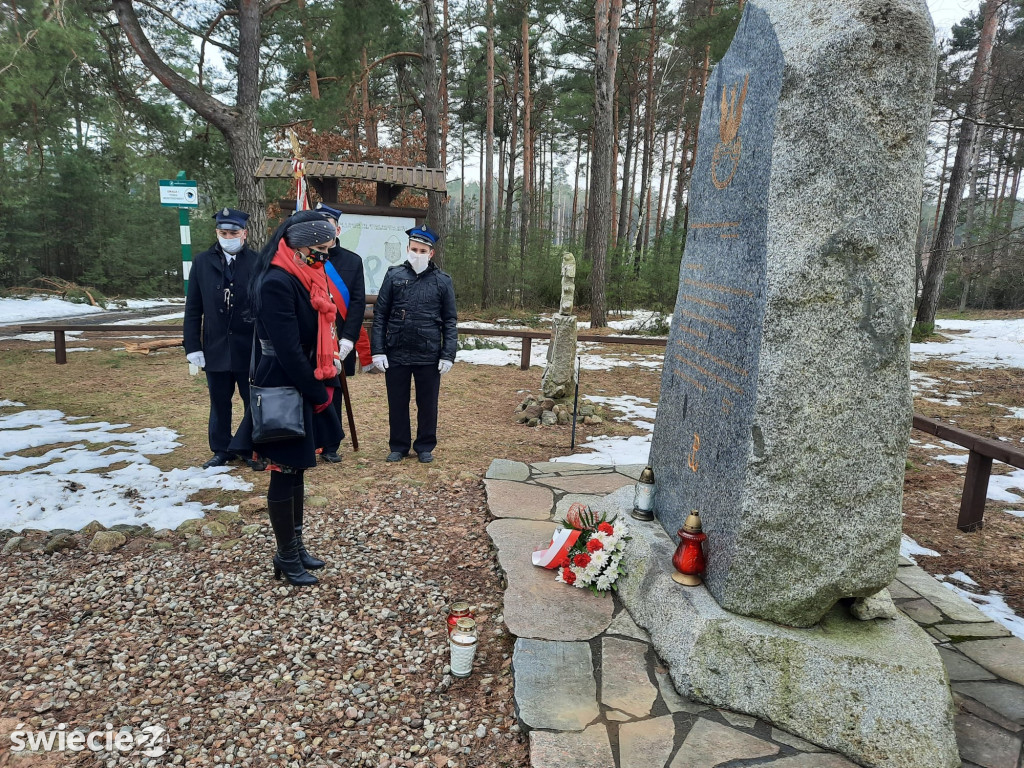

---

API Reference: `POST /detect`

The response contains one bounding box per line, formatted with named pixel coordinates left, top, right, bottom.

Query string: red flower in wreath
left=598, top=522, right=614, bottom=535
left=573, top=552, right=591, bottom=568
left=587, top=539, right=604, bottom=553
left=561, top=566, right=576, bottom=585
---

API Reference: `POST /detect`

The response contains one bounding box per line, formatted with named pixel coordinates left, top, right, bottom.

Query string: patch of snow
left=121, top=311, right=184, bottom=324
left=37, top=347, right=94, bottom=353
left=939, top=581, right=1024, bottom=640
left=943, top=571, right=979, bottom=587
left=900, top=534, right=940, bottom=563
left=911, top=318, right=1024, bottom=369
left=584, top=394, right=657, bottom=431
left=0, top=405, right=251, bottom=532
left=989, top=403, right=1024, bottom=419
left=0, top=400, right=24, bottom=407
left=0, top=331, right=84, bottom=343
left=550, top=434, right=652, bottom=466
left=0, top=296, right=106, bottom=325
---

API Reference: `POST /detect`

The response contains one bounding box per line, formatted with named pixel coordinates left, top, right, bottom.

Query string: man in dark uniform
left=370, top=225, right=457, bottom=464
left=315, top=203, right=368, bottom=463
left=184, top=207, right=259, bottom=469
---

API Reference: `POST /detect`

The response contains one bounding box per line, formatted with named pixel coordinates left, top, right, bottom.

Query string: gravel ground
left=0, top=474, right=528, bottom=768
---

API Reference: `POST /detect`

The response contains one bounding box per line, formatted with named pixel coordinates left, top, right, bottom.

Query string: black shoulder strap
left=249, top=326, right=258, bottom=385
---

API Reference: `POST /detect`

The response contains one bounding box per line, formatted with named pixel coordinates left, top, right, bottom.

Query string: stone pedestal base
left=542, top=314, right=577, bottom=399
left=618, top=523, right=959, bottom=768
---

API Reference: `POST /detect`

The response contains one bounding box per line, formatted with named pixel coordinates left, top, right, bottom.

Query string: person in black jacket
left=183, top=207, right=259, bottom=469
left=235, top=211, right=343, bottom=587
left=370, top=225, right=457, bottom=464
left=315, top=203, right=367, bottom=463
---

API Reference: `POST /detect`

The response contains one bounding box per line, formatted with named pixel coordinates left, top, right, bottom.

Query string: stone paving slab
left=529, top=724, right=613, bottom=768
left=655, top=668, right=708, bottom=715
left=606, top=609, right=650, bottom=642
left=514, top=639, right=599, bottom=731
left=937, top=622, right=1012, bottom=641
left=486, top=458, right=531, bottom=481
left=938, top=646, right=997, bottom=682
left=955, top=712, right=1023, bottom=768
left=530, top=462, right=601, bottom=473
left=771, top=728, right=824, bottom=752
left=669, top=718, right=778, bottom=768
left=957, top=637, right=1024, bottom=686
left=954, top=682, right=1024, bottom=724
left=600, top=637, right=657, bottom=717
left=898, top=598, right=943, bottom=625
left=485, top=479, right=554, bottom=520
left=535, top=472, right=634, bottom=495
left=956, top=694, right=1024, bottom=733
left=488, top=519, right=613, bottom=640
left=618, top=715, right=675, bottom=768
left=895, top=566, right=991, bottom=623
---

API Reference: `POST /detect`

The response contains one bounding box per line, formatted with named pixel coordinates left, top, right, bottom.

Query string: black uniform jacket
left=371, top=261, right=458, bottom=367
left=232, top=267, right=342, bottom=469
left=327, top=245, right=367, bottom=344
left=183, top=242, right=258, bottom=373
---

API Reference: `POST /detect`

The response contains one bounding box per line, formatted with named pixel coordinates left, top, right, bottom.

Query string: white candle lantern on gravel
left=449, top=618, right=479, bottom=678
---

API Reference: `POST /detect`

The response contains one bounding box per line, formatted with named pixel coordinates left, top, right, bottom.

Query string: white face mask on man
left=218, top=236, right=244, bottom=255
left=407, top=250, right=431, bottom=274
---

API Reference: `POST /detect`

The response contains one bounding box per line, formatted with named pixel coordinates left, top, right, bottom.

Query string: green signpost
left=159, top=171, right=199, bottom=294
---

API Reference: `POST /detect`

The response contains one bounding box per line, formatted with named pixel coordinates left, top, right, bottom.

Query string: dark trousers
left=385, top=363, right=440, bottom=455
left=206, top=370, right=250, bottom=454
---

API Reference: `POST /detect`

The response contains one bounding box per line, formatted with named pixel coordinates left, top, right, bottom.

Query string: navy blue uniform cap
left=406, top=225, right=439, bottom=246
left=316, top=203, right=343, bottom=221
left=214, top=208, right=249, bottom=230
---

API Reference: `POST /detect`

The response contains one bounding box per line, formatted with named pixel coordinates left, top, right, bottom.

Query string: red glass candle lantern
left=671, top=511, right=707, bottom=586
left=447, top=601, right=473, bottom=634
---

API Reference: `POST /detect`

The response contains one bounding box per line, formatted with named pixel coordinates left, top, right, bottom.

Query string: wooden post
left=520, top=338, right=531, bottom=370
left=55, top=330, right=67, bottom=365
left=958, top=450, right=992, bottom=532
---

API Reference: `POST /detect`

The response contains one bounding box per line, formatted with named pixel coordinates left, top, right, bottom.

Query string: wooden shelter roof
left=255, top=158, right=447, bottom=194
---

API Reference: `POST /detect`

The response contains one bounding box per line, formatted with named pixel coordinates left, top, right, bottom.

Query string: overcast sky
left=926, top=0, right=978, bottom=35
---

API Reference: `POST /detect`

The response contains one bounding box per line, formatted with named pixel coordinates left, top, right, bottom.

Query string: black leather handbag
left=249, top=332, right=305, bottom=443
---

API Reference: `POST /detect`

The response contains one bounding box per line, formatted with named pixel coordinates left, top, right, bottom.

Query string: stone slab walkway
left=484, top=459, right=1024, bottom=768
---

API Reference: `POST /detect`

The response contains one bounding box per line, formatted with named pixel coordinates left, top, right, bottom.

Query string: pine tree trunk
left=617, top=90, right=637, bottom=245
left=570, top=132, right=582, bottom=243
left=421, top=0, right=446, bottom=266
left=482, top=0, right=495, bottom=307
left=518, top=14, right=532, bottom=283
left=916, top=0, right=1004, bottom=332
left=502, top=55, right=521, bottom=248
left=586, top=0, right=623, bottom=327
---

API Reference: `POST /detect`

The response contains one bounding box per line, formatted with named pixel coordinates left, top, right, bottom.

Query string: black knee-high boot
left=292, top=485, right=326, bottom=570
left=268, top=496, right=318, bottom=586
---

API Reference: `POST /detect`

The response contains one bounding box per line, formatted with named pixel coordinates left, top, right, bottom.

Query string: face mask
left=408, top=251, right=430, bottom=274
left=218, top=236, right=244, bottom=254
left=303, top=248, right=329, bottom=268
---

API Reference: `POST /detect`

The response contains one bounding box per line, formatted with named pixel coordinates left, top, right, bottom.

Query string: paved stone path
left=484, top=459, right=1024, bottom=768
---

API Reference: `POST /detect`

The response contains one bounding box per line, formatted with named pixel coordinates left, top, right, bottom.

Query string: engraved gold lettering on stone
left=711, top=74, right=749, bottom=190
left=721, top=397, right=734, bottom=414
left=674, top=354, right=745, bottom=395
left=720, top=233, right=739, bottom=239
left=677, top=340, right=749, bottom=377
left=683, top=263, right=705, bottom=270
left=683, top=278, right=754, bottom=299
left=678, top=325, right=709, bottom=341
left=673, top=369, right=707, bottom=391
left=678, top=309, right=736, bottom=333
left=688, top=433, right=701, bottom=472
left=690, top=221, right=740, bottom=229
left=682, top=293, right=730, bottom=312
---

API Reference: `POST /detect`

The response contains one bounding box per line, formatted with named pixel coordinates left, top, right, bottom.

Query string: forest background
left=0, top=0, right=1019, bottom=328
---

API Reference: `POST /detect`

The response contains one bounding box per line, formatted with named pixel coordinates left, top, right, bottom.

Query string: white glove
left=186, top=351, right=206, bottom=369
left=339, top=338, right=355, bottom=358
left=334, top=357, right=343, bottom=376
left=372, top=354, right=389, bottom=371
left=438, top=359, right=453, bottom=375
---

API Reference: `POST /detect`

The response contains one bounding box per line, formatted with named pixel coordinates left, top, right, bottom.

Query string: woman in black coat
left=236, top=211, right=343, bottom=587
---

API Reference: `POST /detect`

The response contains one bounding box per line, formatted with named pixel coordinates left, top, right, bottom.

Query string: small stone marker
left=648, top=0, right=937, bottom=627
left=542, top=252, right=578, bottom=399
